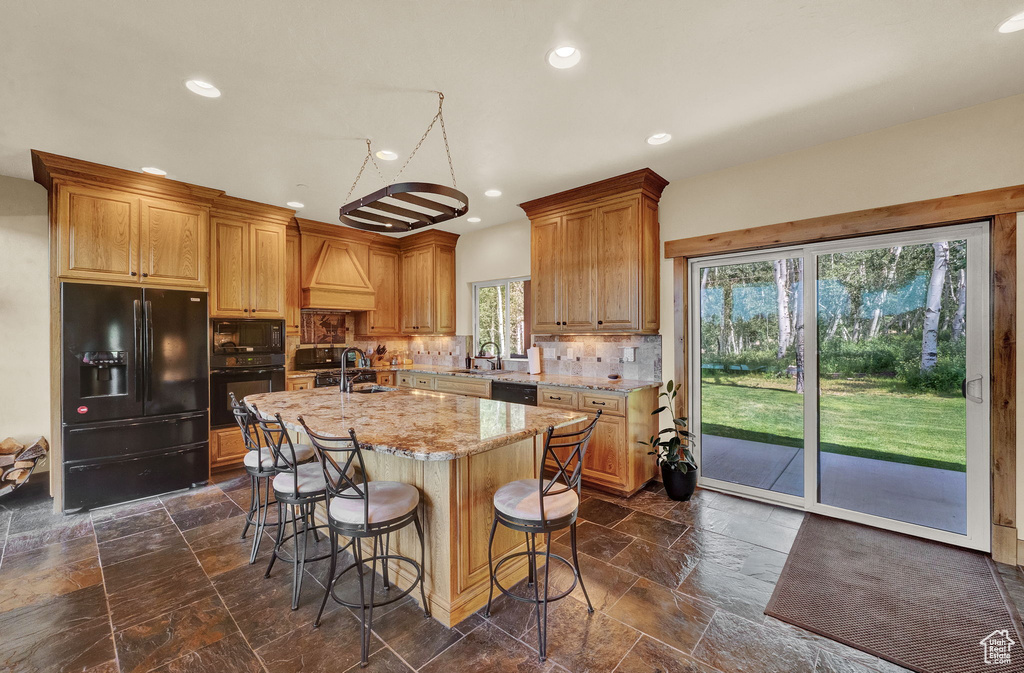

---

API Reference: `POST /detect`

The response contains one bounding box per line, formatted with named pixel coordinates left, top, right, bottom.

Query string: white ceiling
left=2, top=1, right=1024, bottom=235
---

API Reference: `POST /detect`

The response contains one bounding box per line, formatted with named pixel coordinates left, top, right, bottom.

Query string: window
left=473, top=277, right=530, bottom=358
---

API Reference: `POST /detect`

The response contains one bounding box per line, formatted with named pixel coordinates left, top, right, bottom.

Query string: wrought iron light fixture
left=339, top=92, right=469, bottom=233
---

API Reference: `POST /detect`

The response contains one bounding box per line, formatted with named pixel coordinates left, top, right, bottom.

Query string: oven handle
left=211, top=367, right=284, bottom=375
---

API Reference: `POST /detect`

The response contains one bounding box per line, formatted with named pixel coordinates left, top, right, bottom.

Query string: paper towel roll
left=527, top=346, right=542, bottom=375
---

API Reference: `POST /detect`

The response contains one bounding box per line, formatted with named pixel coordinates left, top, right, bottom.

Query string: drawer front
left=435, top=376, right=490, bottom=398
left=376, top=372, right=396, bottom=387
left=412, top=374, right=436, bottom=390
left=397, top=373, right=415, bottom=388
left=287, top=378, right=312, bottom=391
left=580, top=392, right=625, bottom=416
left=538, top=388, right=578, bottom=409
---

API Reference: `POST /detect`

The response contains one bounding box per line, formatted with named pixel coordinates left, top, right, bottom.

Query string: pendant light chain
left=345, top=139, right=389, bottom=203
left=395, top=92, right=458, bottom=189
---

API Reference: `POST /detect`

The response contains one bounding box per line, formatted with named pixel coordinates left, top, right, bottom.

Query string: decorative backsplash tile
left=288, top=312, right=661, bottom=382
left=300, top=310, right=347, bottom=346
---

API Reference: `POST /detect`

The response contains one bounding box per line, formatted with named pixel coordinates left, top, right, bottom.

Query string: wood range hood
left=300, top=235, right=376, bottom=311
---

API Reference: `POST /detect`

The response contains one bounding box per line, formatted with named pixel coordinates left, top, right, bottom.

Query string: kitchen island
left=245, top=386, right=586, bottom=627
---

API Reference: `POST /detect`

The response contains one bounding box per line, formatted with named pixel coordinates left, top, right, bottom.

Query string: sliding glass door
left=690, top=222, right=991, bottom=550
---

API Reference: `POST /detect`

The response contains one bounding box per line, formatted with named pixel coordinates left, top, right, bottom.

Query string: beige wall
left=0, top=175, right=50, bottom=468
left=655, top=92, right=1024, bottom=537
left=454, top=217, right=531, bottom=337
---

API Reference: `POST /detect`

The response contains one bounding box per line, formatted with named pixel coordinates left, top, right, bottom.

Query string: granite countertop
left=245, top=388, right=586, bottom=461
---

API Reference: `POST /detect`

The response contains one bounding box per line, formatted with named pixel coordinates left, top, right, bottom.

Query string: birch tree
left=773, top=259, right=792, bottom=359
left=868, top=246, right=901, bottom=338
left=951, top=268, right=966, bottom=342
left=920, top=241, right=949, bottom=372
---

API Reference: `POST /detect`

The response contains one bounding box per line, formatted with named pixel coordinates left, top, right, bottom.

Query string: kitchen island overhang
left=245, top=387, right=587, bottom=627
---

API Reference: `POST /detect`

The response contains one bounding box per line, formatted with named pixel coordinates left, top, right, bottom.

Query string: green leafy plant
left=640, top=380, right=697, bottom=473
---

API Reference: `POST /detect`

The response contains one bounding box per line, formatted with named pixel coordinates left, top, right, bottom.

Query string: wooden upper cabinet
left=401, top=246, right=434, bottom=333
left=357, top=247, right=400, bottom=336
left=434, top=245, right=456, bottom=334
left=399, top=232, right=458, bottom=336
left=285, top=230, right=301, bottom=333
left=58, top=183, right=139, bottom=282
left=55, top=182, right=210, bottom=289
left=139, top=197, right=208, bottom=288
left=594, top=197, right=640, bottom=331
left=211, top=217, right=248, bottom=317
left=530, top=215, right=563, bottom=333
left=248, top=222, right=286, bottom=317
left=520, top=169, right=667, bottom=335
left=562, top=210, right=597, bottom=331
left=210, top=216, right=286, bottom=318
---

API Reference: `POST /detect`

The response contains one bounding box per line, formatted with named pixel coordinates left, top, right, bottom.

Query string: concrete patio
left=700, top=435, right=967, bottom=534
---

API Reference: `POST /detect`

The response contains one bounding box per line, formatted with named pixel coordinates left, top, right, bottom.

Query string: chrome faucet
left=339, top=346, right=366, bottom=393
left=476, top=341, right=503, bottom=370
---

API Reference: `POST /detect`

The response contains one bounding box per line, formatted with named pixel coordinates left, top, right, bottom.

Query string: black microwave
left=211, top=319, right=285, bottom=355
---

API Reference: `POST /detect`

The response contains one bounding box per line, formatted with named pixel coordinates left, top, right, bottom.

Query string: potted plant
left=640, top=380, right=698, bottom=501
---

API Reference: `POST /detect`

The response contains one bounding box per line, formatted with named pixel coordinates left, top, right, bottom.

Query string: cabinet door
left=530, top=215, right=563, bottom=333
left=582, top=413, right=628, bottom=490
left=594, top=198, right=640, bottom=331
left=285, top=231, right=301, bottom=333
left=210, top=427, right=247, bottom=471
left=561, top=209, right=597, bottom=331
left=58, top=183, right=139, bottom=281
left=400, top=247, right=433, bottom=333
left=366, top=248, right=400, bottom=334
left=249, top=222, right=286, bottom=318
left=139, top=197, right=208, bottom=288
left=210, top=218, right=249, bottom=317
left=433, top=246, right=456, bottom=334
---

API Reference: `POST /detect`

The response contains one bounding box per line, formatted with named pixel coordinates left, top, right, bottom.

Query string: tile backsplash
left=288, top=313, right=661, bottom=382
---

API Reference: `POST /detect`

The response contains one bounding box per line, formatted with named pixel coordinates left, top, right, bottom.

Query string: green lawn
left=700, top=375, right=967, bottom=472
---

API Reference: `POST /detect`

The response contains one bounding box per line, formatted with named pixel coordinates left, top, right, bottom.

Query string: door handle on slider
left=961, top=375, right=984, bottom=404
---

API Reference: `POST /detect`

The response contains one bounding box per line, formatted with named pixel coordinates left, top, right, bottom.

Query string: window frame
left=472, top=276, right=530, bottom=359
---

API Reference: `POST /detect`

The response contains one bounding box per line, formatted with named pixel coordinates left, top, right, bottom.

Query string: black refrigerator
left=61, top=282, right=210, bottom=511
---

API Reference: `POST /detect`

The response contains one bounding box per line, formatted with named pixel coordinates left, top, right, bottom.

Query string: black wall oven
left=210, top=319, right=286, bottom=428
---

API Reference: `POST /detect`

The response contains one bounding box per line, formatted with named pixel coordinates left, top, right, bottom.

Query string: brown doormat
left=765, top=514, right=1024, bottom=673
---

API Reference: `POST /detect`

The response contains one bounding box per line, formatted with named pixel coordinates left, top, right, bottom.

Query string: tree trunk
left=921, top=241, right=949, bottom=372
left=869, top=246, right=901, bottom=338
left=722, top=282, right=733, bottom=355
left=794, top=259, right=805, bottom=393
left=951, top=268, right=966, bottom=342
left=773, top=259, right=792, bottom=359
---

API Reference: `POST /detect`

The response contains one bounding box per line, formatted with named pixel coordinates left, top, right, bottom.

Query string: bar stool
left=253, top=406, right=351, bottom=610
left=298, top=417, right=429, bottom=668
left=230, top=394, right=315, bottom=565
left=485, top=411, right=602, bottom=662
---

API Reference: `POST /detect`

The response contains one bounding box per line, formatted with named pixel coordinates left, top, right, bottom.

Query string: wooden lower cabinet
left=376, top=371, right=396, bottom=387
left=540, top=385, right=657, bottom=496
left=210, top=426, right=247, bottom=471
left=287, top=376, right=313, bottom=391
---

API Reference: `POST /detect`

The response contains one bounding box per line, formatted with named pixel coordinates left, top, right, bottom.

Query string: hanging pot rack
left=339, top=92, right=469, bottom=233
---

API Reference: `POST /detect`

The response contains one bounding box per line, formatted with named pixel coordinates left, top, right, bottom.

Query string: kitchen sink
left=351, top=385, right=397, bottom=394
left=449, top=369, right=513, bottom=375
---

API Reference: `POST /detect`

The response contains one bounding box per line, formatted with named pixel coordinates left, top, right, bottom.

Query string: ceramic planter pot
left=662, top=464, right=698, bottom=501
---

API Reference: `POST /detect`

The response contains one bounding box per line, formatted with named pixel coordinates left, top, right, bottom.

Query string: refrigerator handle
left=145, top=300, right=154, bottom=402
left=133, top=299, right=143, bottom=402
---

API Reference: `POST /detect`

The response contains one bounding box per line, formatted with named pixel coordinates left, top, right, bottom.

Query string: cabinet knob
left=130, top=271, right=137, bottom=277
left=142, top=272, right=149, bottom=278
left=597, top=320, right=603, bottom=325
left=244, top=308, right=249, bottom=313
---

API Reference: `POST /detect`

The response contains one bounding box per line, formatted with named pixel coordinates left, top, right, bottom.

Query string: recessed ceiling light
left=547, top=45, right=581, bottom=69
left=141, top=166, right=167, bottom=176
left=375, top=150, right=398, bottom=161
left=646, top=132, right=672, bottom=145
left=185, top=79, right=221, bottom=98
left=484, top=189, right=502, bottom=197
left=998, top=10, right=1024, bottom=33
left=286, top=201, right=304, bottom=208
left=467, top=217, right=481, bottom=223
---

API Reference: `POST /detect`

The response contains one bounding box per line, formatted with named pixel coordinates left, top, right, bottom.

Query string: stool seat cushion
left=244, top=443, right=315, bottom=470
left=493, top=479, right=579, bottom=521
left=273, top=460, right=352, bottom=496
left=329, top=482, right=420, bottom=526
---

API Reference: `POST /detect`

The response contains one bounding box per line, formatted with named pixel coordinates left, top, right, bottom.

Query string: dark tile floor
left=1, top=472, right=1014, bottom=672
